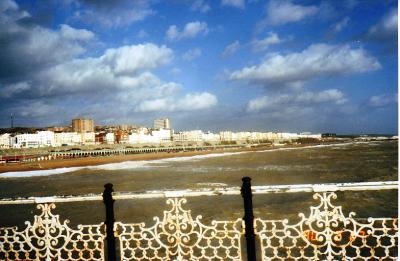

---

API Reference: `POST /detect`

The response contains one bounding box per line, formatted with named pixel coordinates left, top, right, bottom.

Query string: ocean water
left=0, top=140, right=397, bottom=226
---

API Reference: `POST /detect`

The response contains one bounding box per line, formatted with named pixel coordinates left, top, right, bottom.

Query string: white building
left=129, top=132, right=157, bottom=144
left=81, top=132, right=95, bottom=144
left=298, top=133, right=322, bottom=139
left=236, top=132, right=252, bottom=141
left=0, top=133, right=10, bottom=149
left=11, top=131, right=55, bottom=148
left=54, top=132, right=82, bottom=146
left=128, top=128, right=171, bottom=144
left=151, top=129, right=172, bottom=143
left=173, top=130, right=204, bottom=142
left=265, top=132, right=279, bottom=140
left=277, top=132, right=299, bottom=140
left=172, top=132, right=185, bottom=142
left=219, top=131, right=237, bottom=142
left=105, top=133, right=115, bottom=144
left=202, top=132, right=220, bottom=143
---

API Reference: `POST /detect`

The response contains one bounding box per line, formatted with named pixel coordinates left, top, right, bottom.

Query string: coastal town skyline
left=0, top=117, right=331, bottom=149
left=1, top=115, right=396, bottom=135
left=0, top=0, right=397, bottom=134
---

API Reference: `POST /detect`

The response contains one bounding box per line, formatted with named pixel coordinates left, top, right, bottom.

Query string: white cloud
left=60, top=24, right=95, bottom=41
left=0, top=82, right=31, bottom=98
left=177, top=92, right=218, bottom=109
left=191, top=0, right=211, bottom=13
left=182, top=48, right=202, bottom=61
left=230, top=43, right=381, bottom=87
left=101, top=44, right=172, bottom=75
left=38, top=43, right=174, bottom=94
left=0, top=1, right=219, bottom=125
left=332, top=17, right=350, bottom=33
left=136, top=92, right=218, bottom=112
left=247, top=89, right=346, bottom=112
left=221, top=0, right=245, bottom=9
left=0, top=2, right=95, bottom=81
left=24, top=27, right=85, bottom=60
left=72, top=0, right=155, bottom=28
left=296, top=89, right=346, bottom=104
left=221, top=41, right=240, bottom=58
left=251, top=32, right=281, bottom=52
left=266, top=0, right=318, bottom=25
left=367, top=8, right=397, bottom=41
left=0, top=0, right=18, bottom=12
left=7, top=42, right=217, bottom=116
left=0, top=0, right=30, bottom=20
left=368, top=94, right=397, bottom=107
left=166, top=21, right=209, bottom=41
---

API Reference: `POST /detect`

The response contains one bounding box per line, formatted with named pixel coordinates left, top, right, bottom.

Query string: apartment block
left=153, top=118, right=171, bottom=130
left=72, top=118, right=94, bottom=133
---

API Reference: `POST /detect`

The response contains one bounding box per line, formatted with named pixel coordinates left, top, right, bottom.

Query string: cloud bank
left=230, top=44, right=381, bottom=87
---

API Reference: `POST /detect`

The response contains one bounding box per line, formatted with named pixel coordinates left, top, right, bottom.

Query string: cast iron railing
left=0, top=179, right=397, bottom=260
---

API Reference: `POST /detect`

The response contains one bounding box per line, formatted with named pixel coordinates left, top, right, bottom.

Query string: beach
left=0, top=144, right=273, bottom=174
left=0, top=140, right=386, bottom=175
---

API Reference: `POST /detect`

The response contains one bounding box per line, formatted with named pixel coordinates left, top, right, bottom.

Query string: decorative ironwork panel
left=115, top=198, right=244, bottom=261
left=255, top=192, right=398, bottom=261
left=0, top=203, right=105, bottom=261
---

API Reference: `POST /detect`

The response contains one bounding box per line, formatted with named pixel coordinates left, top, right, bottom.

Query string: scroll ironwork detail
left=0, top=203, right=105, bottom=261
left=115, top=198, right=244, bottom=260
left=255, top=192, right=398, bottom=260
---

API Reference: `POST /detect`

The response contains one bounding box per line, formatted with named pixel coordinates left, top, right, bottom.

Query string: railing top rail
left=0, top=180, right=397, bottom=204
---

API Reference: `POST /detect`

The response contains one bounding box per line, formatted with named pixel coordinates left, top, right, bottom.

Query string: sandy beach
left=0, top=144, right=278, bottom=174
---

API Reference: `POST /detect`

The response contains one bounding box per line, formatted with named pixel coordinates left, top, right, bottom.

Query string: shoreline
left=0, top=140, right=382, bottom=175
left=0, top=145, right=273, bottom=174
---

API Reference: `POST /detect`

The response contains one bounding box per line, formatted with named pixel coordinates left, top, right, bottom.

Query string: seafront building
left=72, top=118, right=94, bottom=133
left=10, top=131, right=55, bottom=148
left=0, top=117, right=327, bottom=149
left=95, top=132, right=115, bottom=144
left=54, top=132, right=81, bottom=146
left=154, top=118, right=171, bottom=130
left=0, top=134, right=10, bottom=149
left=173, top=130, right=204, bottom=143
left=0, top=129, right=324, bottom=149
left=80, top=132, right=96, bottom=144
left=202, top=132, right=221, bottom=143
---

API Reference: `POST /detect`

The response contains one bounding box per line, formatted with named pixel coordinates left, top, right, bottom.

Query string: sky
left=0, top=0, right=397, bottom=134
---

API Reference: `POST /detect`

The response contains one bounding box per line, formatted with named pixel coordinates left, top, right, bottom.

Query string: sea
left=0, top=140, right=397, bottom=226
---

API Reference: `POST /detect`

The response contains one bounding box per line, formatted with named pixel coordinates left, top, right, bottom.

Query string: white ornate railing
left=0, top=203, right=105, bottom=261
left=0, top=180, right=397, bottom=261
left=115, top=198, right=243, bottom=260
left=255, top=192, right=397, bottom=260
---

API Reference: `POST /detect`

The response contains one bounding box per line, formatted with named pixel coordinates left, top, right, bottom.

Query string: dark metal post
left=241, top=177, right=256, bottom=261
left=103, top=183, right=116, bottom=261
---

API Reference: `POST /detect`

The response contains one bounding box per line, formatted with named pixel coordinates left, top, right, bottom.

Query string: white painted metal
left=115, top=198, right=243, bottom=260
left=0, top=203, right=105, bottom=260
left=0, top=185, right=398, bottom=260
left=255, top=192, right=398, bottom=260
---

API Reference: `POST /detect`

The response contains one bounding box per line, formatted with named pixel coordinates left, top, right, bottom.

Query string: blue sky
left=0, top=0, right=397, bottom=134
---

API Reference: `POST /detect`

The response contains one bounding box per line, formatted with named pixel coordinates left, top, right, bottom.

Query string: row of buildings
left=0, top=118, right=322, bottom=149
left=0, top=130, right=322, bottom=149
